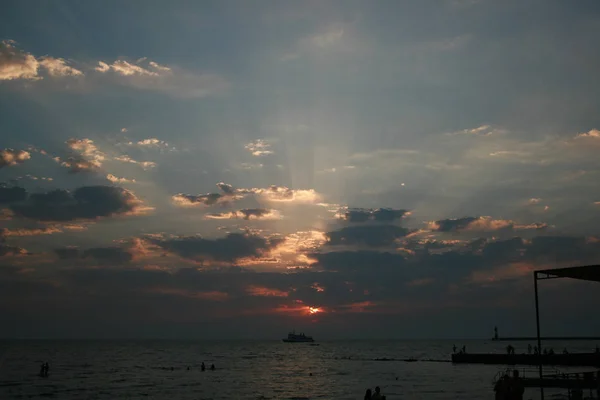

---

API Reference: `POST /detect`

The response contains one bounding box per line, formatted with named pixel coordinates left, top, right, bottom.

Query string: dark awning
left=536, top=264, right=600, bottom=283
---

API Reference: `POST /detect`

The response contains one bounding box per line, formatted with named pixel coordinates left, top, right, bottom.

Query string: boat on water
left=282, top=331, right=315, bottom=343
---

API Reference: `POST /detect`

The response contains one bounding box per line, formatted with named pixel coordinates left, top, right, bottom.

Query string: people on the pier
left=506, top=345, right=515, bottom=355
left=533, top=346, right=539, bottom=355
left=210, top=363, right=215, bottom=371
left=39, top=362, right=49, bottom=377
left=453, top=344, right=457, bottom=353
left=364, top=388, right=372, bottom=399
left=548, top=348, right=554, bottom=355
left=494, top=373, right=509, bottom=400
left=371, top=386, right=383, bottom=400
left=461, top=345, right=466, bottom=354
left=527, top=344, right=532, bottom=354
left=563, top=348, right=569, bottom=354
left=543, top=348, right=548, bottom=355
left=510, top=370, right=524, bottom=400
left=201, top=362, right=205, bottom=371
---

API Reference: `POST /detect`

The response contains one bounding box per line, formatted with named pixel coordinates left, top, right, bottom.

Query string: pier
left=492, top=336, right=600, bottom=342
left=494, top=368, right=599, bottom=390
left=489, top=264, right=600, bottom=400
left=452, top=352, right=600, bottom=367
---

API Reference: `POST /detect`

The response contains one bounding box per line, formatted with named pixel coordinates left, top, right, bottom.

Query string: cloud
left=130, top=138, right=169, bottom=148
left=114, top=155, right=157, bottom=170
left=172, top=182, right=245, bottom=207
left=250, top=186, right=322, bottom=204
left=0, top=186, right=27, bottom=203
left=54, top=156, right=99, bottom=173
left=575, top=129, right=600, bottom=139
left=53, top=245, right=133, bottom=264
left=327, top=225, right=410, bottom=247
left=0, top=243, right=27, bottom=257
left=312, top=250, right=406, bottom=272
left=95, top=60, right=159, bottom=76
left=336, top=207, right=410, bottom=223
left=94, top=58, right=229, bottom=98
left=82, top=247, right=133, bottom=265
left=245, top=139, right=273, bottom=157
left=172, top=182, right=323, bottom=208
left=38, top=57, right=82, bottom=77
left=0, top=40, right=82, bottom=81
left=0, top=40, right=39, bottom=81
left=0, top=149, right=31, bottom=168
left=0, top=226, right=62, bottom=237
left=10, top=186, right=147, bottom=222
left=54, top=246, right=80, bottom=260
left=54, top=138, right=106, bottom=173
left=311, top=26, right=344, bottom=48
left=205, top=208, right=282, bottom=221
left=429, top=216, right=547, bottom=233
left=246, top=285, right=289, bottom=297
left=150, top=232, right=284, bottom=264
left=106, top=174, right=136, bottom=184
left=448, top=125, right=505, bottom=136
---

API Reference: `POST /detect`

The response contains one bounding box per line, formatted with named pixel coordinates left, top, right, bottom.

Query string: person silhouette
left=364, top=388, right=372, bottom=399
left=201, top=362, right=205, bottom=371
left=210, top=363, right=215, bottom=371
left=372, top=386, right=383, bottom=400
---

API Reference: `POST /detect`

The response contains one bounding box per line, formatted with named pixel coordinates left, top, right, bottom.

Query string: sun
left=308, top=307, right=322, bottom=314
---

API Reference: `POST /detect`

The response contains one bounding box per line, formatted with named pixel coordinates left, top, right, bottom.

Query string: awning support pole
left=534, top=271, right=544, bottom=400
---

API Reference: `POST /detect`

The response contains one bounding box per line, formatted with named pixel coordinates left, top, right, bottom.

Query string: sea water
left=0, top=340, right=596, bottom=399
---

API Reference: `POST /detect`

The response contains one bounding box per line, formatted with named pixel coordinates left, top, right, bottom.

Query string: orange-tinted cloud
left=246, top=285, right=289, bottom=297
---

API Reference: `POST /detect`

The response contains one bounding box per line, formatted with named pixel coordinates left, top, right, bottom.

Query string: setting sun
left=308, top=307, right=322, bottom=314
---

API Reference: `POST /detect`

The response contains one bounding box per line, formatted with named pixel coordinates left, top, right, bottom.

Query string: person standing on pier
left=527, top=344, right=532, bottom=354
left=510, top=370, right=524, bottom=400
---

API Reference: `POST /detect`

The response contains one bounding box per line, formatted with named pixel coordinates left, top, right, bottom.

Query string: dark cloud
left=481, top=237, right=525, bottom=261
left=2, top=232, right=600, bottom=338
left=431, top=217, right=479, bottom=232
left=172, top=182, right=322, bottom=207
left=53, top=245, right=134, bottom=264
left=0, top=149, right=30, bottom=168
left=525, top=236, right=600, bottom=263
left=172, top=182, right=246, bottom=207
left=10, top=185, right=144, bottom=221
left=0, top=243, right=27, bottom=256
left=430, top=216, right=547, bottom=233
left=82, top=247, right=133, bottom=264
left=54, top=247, right=80, bottom=259
left=0, top=186, right=27, bottom=203
left=173, top=192, right=228, bottom=206
left=340, top=208, right=409, bottom=223
left=151, top=233, right=283, bottom=263
left=206, top=208, right=280, bottom=220
left=326, top=225, right=410, bottom=247
left=312, top=251, right=406, bottom=272
left=216, top=182, right=235, bottom=195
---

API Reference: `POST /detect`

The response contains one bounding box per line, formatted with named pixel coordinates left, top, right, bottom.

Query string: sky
left=1, top=0, right=600, bottom=340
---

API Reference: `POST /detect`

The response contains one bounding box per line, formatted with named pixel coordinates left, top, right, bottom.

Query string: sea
left=0, top=339, right=597, bottom=399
